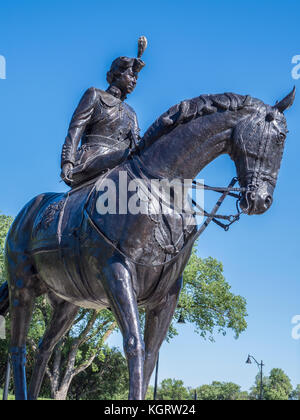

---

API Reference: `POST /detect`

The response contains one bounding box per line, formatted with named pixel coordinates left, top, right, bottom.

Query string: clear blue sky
left=1, top=0, right=300, bottom=392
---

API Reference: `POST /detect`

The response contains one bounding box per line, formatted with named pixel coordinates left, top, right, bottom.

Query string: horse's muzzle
left=239, top=187, right=273, bottom=215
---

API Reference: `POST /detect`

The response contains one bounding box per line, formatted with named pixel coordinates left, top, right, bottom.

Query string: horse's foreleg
left=28, top=293, right=78, bottom=400
left=142, top=276, right=183, bottom=399
left=103, top=260, right=144, bottom=400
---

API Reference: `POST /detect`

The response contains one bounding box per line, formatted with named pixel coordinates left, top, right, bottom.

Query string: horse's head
left=231, top=88, right=295, bottom=215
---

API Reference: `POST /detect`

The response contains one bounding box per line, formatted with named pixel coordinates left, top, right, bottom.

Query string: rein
left=133, top=154, right=246, bottom=232
left=192, top=179, right=246, bottom=231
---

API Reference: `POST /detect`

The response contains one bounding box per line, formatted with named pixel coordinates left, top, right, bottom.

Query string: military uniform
left=61, top=87, right=140, bottom=186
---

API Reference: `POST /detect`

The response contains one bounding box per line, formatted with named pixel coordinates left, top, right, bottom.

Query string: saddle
left=31, top=182, right=96, bottom=252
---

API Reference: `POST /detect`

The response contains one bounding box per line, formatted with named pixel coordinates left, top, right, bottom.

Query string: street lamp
left=246, top=354, right=264, bottom=400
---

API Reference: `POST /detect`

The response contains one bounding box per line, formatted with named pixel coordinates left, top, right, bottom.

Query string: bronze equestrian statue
left=0, top=36, right=295, bottom=400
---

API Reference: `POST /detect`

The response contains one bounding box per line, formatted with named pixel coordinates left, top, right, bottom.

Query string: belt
left=81, top=135, right=129, bottom=151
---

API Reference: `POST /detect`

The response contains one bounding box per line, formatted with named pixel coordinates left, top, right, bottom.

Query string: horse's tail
left=0, top=281, right=9, bottom=317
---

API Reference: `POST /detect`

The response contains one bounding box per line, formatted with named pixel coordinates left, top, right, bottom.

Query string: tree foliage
left=176, top=247, right=248, bottom=340
left=157, top=378, right=190, bottom=400
left=250, top=368, right=294, bottom=400
left=0, top=213, right=13, bottom=284
left=196, top=381, right=248, bottom=400
left=67, top=346, right=129, bottom=400
left=291, top=384, right=300, bottom=400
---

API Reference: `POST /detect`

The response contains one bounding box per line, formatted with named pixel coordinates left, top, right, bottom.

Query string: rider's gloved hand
left=61, top=162, right=74, bottom=185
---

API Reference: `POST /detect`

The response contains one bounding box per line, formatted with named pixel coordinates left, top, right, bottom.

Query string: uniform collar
left=100, top=89, right=122, bottom=107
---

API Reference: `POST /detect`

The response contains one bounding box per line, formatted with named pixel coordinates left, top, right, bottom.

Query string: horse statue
left=0, top=88, right=295, bottom=400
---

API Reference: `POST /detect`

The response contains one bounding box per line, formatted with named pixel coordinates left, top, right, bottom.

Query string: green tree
left=196, top=381, right=248, bottom=400
left=175, top=248, right=247, bottom=341
left=250, top=368, right=293, bottom=400
left=145, top=385, right=155, bottom=400
left=38, top=309, right=117, bottom=400
left=0, top=214, right=13, bottom=384
left=265, top=369, right=293, bottom=400
left=68, top=346, right=129, bottom=400
left=290, top=384, right=300, bottom=400
left=0, top=213, right=13, bottom=284
left=157, top=378, right=190, bottom=400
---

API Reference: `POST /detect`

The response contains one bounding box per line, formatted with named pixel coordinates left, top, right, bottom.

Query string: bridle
left=130, top=154, right=249, bottom=236
left=191, top=178, right=246, bottom=233
left=132, top=154, right=248, bottom=237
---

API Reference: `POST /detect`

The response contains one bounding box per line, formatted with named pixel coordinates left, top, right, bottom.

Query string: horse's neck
left=141, top=111, right=241, bottom=180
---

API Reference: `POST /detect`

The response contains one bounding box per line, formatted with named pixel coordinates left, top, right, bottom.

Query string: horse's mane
left=141, top=92, right=263, bottom=150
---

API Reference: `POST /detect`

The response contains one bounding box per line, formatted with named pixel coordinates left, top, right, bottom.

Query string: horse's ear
left=273, top=86, right=296, bottom=113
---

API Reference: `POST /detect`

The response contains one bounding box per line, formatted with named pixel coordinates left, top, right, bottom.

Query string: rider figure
left=60, top=37, right=147, bottom=187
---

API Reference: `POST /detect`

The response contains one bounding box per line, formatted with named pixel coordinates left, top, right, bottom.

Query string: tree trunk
left=52, top=382, right=72, bottom=401
left=46, top=321, right=116, bottom=400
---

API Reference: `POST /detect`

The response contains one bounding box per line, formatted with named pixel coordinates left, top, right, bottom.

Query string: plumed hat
left=107, top=36, right=147, bottom=84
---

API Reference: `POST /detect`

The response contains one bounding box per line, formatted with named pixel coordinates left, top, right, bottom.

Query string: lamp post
left=246, top=354, right=264, bottom=400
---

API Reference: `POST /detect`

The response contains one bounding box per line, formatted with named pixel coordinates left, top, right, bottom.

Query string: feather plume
left=137, top=36, right=148, bottom=58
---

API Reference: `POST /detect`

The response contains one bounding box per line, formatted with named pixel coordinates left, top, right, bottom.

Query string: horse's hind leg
left=142, top=276, right=182, bottom=399
left=7, top=257, right=41, bottom=400
left=10, top=291, right=34, bottom=401
left=103, top=259, right=144, bottom=400
left=28, top=293, right=78, bottom=400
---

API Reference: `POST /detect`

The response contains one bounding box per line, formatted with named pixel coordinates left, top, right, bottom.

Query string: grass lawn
left=0, top=389, right=52, bottom=401
left=0, top=389, right=14, bottom=400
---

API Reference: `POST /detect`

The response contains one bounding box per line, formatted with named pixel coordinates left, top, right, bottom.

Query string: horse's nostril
left=265, top=195, right=273, bottom=208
